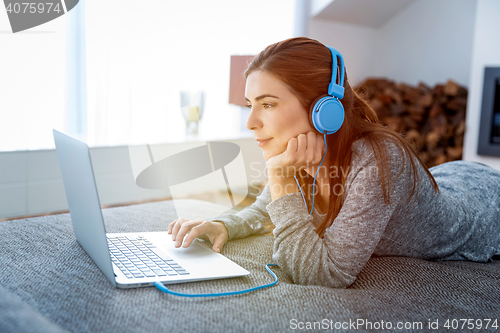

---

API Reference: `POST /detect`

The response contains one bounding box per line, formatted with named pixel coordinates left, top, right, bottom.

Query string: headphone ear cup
left=310, top=95, right=345, bottom=135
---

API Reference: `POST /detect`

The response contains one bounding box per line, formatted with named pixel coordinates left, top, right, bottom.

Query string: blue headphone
left=296, top=46, right=345, bottom=215
left=310, top=46, right=345, bottom=135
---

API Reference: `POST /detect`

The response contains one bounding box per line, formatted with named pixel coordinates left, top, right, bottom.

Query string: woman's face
left=245, top=70, right=314, bottom=161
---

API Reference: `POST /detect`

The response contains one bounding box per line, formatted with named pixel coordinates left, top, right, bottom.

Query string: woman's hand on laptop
left=167, top=218, right=229, bottom=253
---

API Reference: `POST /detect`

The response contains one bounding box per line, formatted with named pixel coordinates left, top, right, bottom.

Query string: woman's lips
left=257, top=138, right=271, bottom=147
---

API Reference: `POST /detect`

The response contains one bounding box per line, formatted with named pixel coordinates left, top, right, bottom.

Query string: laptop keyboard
left=107, top=235, right=190, bottom=279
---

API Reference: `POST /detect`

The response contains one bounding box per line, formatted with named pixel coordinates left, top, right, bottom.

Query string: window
left=0, top=7, right=66, bottom=151
left=0, top=0, right=294, bottom=151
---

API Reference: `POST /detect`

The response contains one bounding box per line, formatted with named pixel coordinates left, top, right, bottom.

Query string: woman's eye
left=245, top=104, right=252, bottom=109
left=262, top=103, right=273, bottom=109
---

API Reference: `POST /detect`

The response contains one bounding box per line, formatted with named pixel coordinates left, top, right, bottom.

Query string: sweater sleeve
left=208, top=183, right=274, bottom=240
left=267, top=140, right=408, bottom=288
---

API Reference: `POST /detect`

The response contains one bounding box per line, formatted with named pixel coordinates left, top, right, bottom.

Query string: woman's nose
left=245, top=108, right=262, bottom=131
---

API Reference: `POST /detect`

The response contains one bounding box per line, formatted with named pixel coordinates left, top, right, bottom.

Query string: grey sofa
left=1, top=199, right=499, bottom=333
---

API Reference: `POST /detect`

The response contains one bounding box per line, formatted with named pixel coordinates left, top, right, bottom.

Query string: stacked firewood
left=356, top=78, right=468, bottom=167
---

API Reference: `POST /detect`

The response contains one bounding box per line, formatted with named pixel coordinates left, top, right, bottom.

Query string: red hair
left=245, top=37, right=439, bottom=237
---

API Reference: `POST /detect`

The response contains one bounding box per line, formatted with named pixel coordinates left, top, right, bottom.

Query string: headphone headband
left=326, top=46, right=345, bottom=99
left=309, top=46, right=345, bottom=135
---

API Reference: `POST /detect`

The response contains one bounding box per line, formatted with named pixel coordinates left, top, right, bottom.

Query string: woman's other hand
left=167, top=218, right=229, bottom=253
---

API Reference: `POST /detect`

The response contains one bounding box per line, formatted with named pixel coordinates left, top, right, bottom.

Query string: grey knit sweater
left=210, top=138, right=500, bottom=288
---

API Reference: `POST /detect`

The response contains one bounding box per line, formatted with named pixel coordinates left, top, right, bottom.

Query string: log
left=356, top=78, right=468, bottom=167
left=447, top=146, right=463, bottom=160
left=444, top=80, right=459, bottom=96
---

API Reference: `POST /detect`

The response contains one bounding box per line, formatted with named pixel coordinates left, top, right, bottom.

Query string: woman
left=168, top=37, right=500, bottom=288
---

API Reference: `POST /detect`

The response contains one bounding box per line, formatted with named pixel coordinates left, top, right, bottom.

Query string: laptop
left=53, top=130, right=249, bottom=289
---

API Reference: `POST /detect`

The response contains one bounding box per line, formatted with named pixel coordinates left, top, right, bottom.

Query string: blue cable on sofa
left=154, top=263, right=278, bottom=297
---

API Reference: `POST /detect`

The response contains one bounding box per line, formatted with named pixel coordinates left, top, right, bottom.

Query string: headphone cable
left=294, top=132, right=328, bottom=215
left=154, top=263, right=278, bottom=297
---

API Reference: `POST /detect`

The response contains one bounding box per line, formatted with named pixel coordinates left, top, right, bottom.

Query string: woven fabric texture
left=1, top=199, right=499, bottom=333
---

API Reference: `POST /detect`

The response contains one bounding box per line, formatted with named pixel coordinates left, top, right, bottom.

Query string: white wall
left=374, top=0, right=476, bottom=88
left=462, top=0, right=500, bottom=170
left=309, top=19, right=378, bottom=86
left=309, top=0, right=477, bottom=88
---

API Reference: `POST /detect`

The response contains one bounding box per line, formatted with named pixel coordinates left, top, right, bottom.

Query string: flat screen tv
left=477, top=67, right=500, bottom=157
